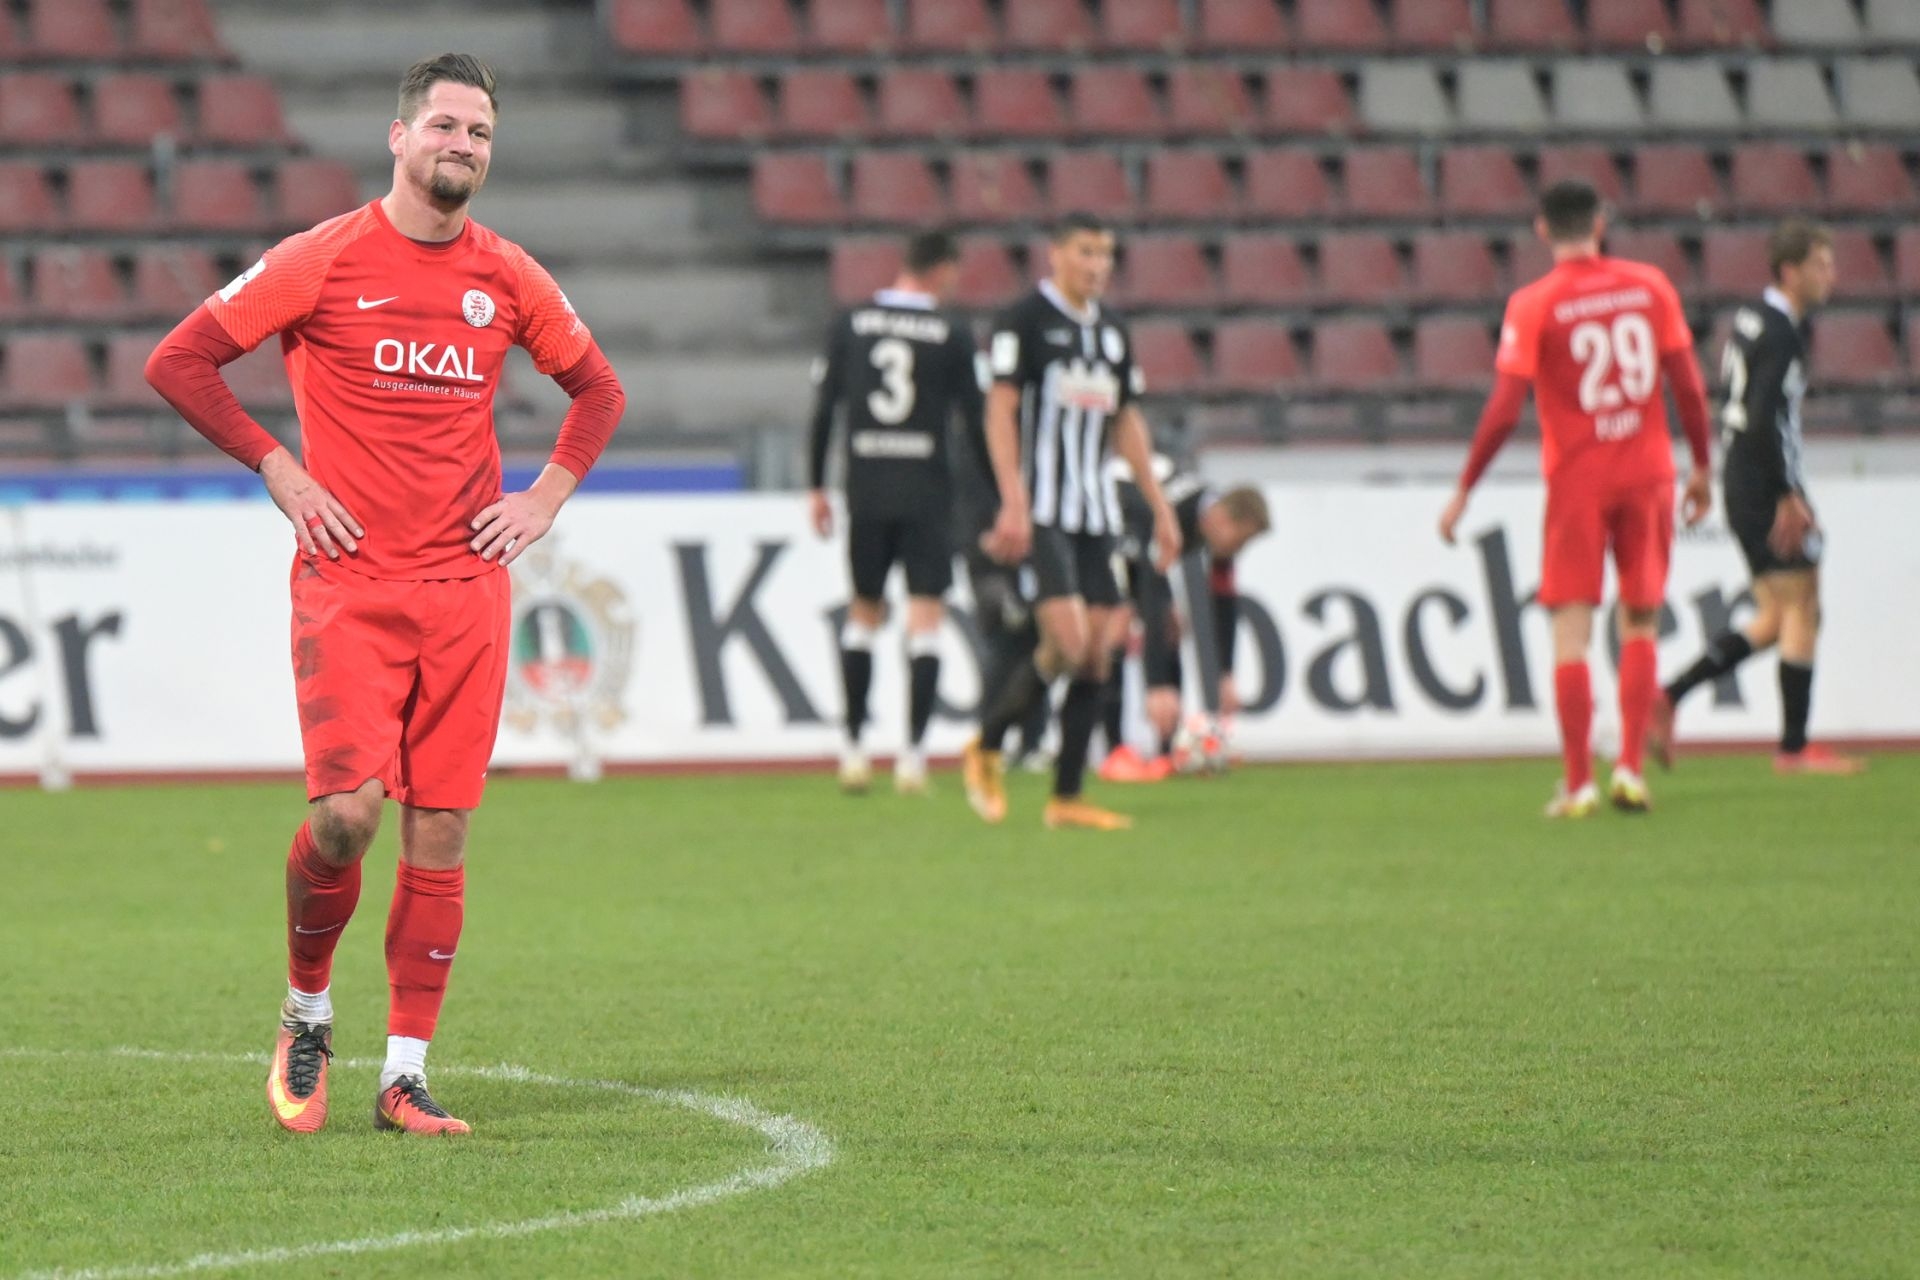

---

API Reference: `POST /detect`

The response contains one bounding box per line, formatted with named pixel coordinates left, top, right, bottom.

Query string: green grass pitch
left=3, top=755, right=1916, bottom=1278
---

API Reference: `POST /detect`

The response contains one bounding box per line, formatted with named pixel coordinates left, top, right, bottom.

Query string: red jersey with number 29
left=1495, top=255, right=1694, bottom=489
left=204, top=199, right=592, bottom=580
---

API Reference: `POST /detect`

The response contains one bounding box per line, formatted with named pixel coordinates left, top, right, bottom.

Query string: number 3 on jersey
left=867, top=337, right=916, bottom=425
left=1570, top=312, right=1657, bottom=418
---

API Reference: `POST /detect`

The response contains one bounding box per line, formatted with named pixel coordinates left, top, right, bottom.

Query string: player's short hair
left=904, top=229, right=960, bottom=274
left=1051, top=211, right=1112, bottom=243
left=1769, top=218, right=1833, bottom=279
left=398, top=53, right=498, bottom=125
left=1539, top=179, right=1601, bottom=243
left=1217, top=486, right=1270, bottom=535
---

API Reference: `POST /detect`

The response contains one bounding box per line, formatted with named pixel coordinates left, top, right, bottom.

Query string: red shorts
left=289, top=555, right=510, bottom=809
left=1539, top=476, right=1674, bottom=610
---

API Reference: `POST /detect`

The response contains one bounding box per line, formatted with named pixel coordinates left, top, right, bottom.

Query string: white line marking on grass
left=0, top=1046, right=835, bottom=1280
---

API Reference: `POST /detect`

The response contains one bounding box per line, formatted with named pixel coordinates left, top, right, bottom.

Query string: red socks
left=286, top=821, right=361, bottom=993
left=385, top=863, right=465, bottom=1041
left=1553, top=661, right=1594, bottom=792
left=1616, top=637, right=1657, bottom=775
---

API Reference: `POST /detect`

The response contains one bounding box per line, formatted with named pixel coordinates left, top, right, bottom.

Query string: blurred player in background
left=1651, top=220, right=1866, bottom=776
left=964, top=212, right=1181, bottom=831
left=807, top=229, right=986, bottom=795
left=1439, top=180, right=1712, bottom=818
left=147, top=54, right=624, bottom=1135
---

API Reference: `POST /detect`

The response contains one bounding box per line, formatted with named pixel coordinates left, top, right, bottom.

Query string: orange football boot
left=1042, top=797, right=1134, bottom=830
left=962, top=738, right=1007, bottom=823
left=267, top=1016, right=333, bottom=1134
left=374, top=1075, right=472, bottom=1136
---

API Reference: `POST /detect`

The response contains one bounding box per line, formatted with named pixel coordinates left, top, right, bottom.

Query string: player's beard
left=423, top=157, right=483, bottom=207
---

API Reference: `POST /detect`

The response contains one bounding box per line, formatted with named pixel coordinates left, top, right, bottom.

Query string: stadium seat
left=1834, top=57, right=1920, bottom=129
left=1647, top=62, right=1742, bottom=130
left=949, top=152, right=1044, bottom=223
left=26, top=0, right=119, bottom=58
left=32, top=247, right=123, bottom=319
left=67, top=161, right=158, bottom=232
left=1769, top=0, right=1861, bottom=45
left=198, top=75, right=292, bottom=147
left=0, top=162, right=59, bottom=232
left=973, top=68, right=1069, bottom=138
left=1220, top=232, right=1312, bottom=306
left=608, top=0, right=701, bottom=55
left=103, top=332, right=167, bottom=409
left=223, top=345, right=294, bottom=409
left=1390, top=0, right=1474, bottom=50
left=1413, top=317, right=1496, bottom=388
left=1586, top=0, right=1673, bottom=48
left=779, top=70, right=869, bottom=139
left=1129, top=322, right=1205, bottom=394
left=173, top=160, right=265, bottom=231
left=1630, top=144, right=1721, bottom=216
left=1103, top=0, right=1187, bottom=52
left=1744, top=59, right=1840, bottom=129
left=1438, top=146, right=1532, bottom=217
left=1295, top=0, right=1386, bottom=49
left=1357, top=62, right=1451, bottom=134
left=0, top=74, right=84, bottom=147
left=0, top=258, right=23, bottom=320
left=1729, top=143, right=1820, bottom=215
left=1537, top=145, right=1626, bottom=204
left=1551, top=60, right=1646, bottom=130
left=275, top=157, right=362, bottom=228
left=1507, top=231, right=1554, bottom=285
left=1410, top=231, right=1500, bottom=302
left=1244, top=148, right=1334, bottom=219
left=808, top=0, right=894, bottom=54
left=904, top=0, right=996, bottom=52
left=877, top=68, right=964, bottom=138
left=1606, top=228, right=1693, bottom=288
left=1212, top=319, right=1301, bottom=391
left=1167, top=65, right=1258, bottom=136
left=1675, top=0, right=1770, bottom=48
left=1005, top=0, right=1096, bottom=51
left=1, top=334, right=92, bottom=408
left=1823, top=227, right=1889, bottom=298
left=1144, top=149, right=1235, bottom=221
left=1071, top=67, right=1166, bottom=137
left=953, top=236, right=1022, bottom=308
left=1316, top=231, right=1406, bottom=304
left=1120, top=234, right=1216, bottom=307
left=1811, top=311, right=1900, bottom=384
left=850, top=152, right=944, bottom=224
left=1865, top=0, right=1920, bottom=39
left=1487, top=0, right=1576, bottom=48
left=1264, top=67, right=1356, bottom=135
left=829, top=237, right=899, bottom=304
left=1197, top=0, right=1289, bottom=50
left=751, top=153, right=845, bottom=224
left=1046, top=151, right=1135, bottom=220
left=93, top=74, right=186, bottom=147
left=710, top=0, right=802, bottom=52
left=1342, top=148, right=1429, bottom=218
left=680, top=70, right=773, bottom=141
left=1701, top=227, right=1770, bottom=298
left=1825, top=142, right=1915, bottom=214
left=1311, top=318, right=1400, bottom=389
left=1456, top=63, right=1551, bottom=133
left=129, top=0, right=226, bottom=59
left=131, top=244, right=219, bottom=317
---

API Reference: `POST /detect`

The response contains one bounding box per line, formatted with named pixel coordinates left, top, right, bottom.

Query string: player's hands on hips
left=470, top=489, right=558, bottom=566
left=1438, top=488, right=1469, bottom=545
left=260, top=447, right=362, bottom=560
left=808, top=489, right=833, bottom=539
left=983, top=498, right=1031, bottom=565
left=1681, top=470, right=1712, bottom=527
left=1152, top=505, right=1183, bottom=572
left=1768, top=491, right=1816, bottom=557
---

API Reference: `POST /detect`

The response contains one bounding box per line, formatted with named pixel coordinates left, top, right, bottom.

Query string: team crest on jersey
left=504, top=542, right=635, bottom=737
left=1102, top=326, right=1125, bottom=364
left=462, top=288, right=497, bottom=328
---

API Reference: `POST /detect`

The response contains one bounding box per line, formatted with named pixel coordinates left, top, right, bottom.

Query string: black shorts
left=848, top=514, right=952, bottom=601
left=1030, top=525, right=1121, bottom=606
left=1724, top=476, right=1820, bottom=578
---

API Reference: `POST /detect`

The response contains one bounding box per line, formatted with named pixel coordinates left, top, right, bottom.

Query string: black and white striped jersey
left=988, top=280, right=1144, bottom=536
left=1719, top=286, right=1810, bottom=502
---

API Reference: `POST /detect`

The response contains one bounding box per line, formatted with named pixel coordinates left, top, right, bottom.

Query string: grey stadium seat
left=1744, top=59, right=1840, bottom=129
left=1456, top=62, right=1550, bottom=132
left=1835, top=57, right=1920, bottom=128
left=1551, top=59, right=1645, bottom=130
left=1647, top=61, right=1742, bottom=130
left=1769, top=0, right=1864, bottom=45
left=1357, top=61, right=1452, bottom=134
left=1864, top=0, right=1920, bottom=41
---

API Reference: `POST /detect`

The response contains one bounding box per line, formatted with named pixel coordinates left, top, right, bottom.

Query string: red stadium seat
left=275, top=157, right=362, bottom=228
left=808, top=0, right=894, bottom=53
left=780, top=69, right=869, bottom=139
left=753, top=153, right=845, bottom=224
left=1212, top=320, right=1302, bottom=391
left=27, top=0, right=119, bottom=58
left=973, top=68, right=1069, bottom=138
left=850, top=152, right=945, bottom=224
left=0, top=9, right=22, bottom=59
left=1, top=334, right=92, bottom=408
left=0, top=162, right=59, bottom=232
left=1144, top=149, right=1235, bottom=221
left=829, top=237, right=900, bottom=304
left=1005, top=0, right=1096, bottom=51
left=1103, top=0, right=1187, bottom=52
left=1487, top=0, right=1576, bottom=48
left=877, top=68, right=964, bottom=138
left=1295, top=0, right=1387, bottom=49
left=1317, top=232, right=1406, bottom=304
left=1824, top=143, right=1914, bottom=213
left=1827, top=227, right=1890, bottom=298
left=1676, top=0, right=1770, bottom=48
left=197, top=75, right=292, bottom=147
left=1413, top=317, right=1496, bottom=388
left=1167, top=65, right=1258, bottom=136
left=0, top=258, right=23, bottom=320
left=1391, top=0, right=1474, bottom=50
left=1198, top=0, right=1289, bottom=50
left=1130, top=322, right=1205, bottom=394
left=1438, top=146, right=1532, bottom=217
left=1046, top=151, right=1135, bottom=220
left=680, top=70, right=773, bottom=141
left=950, top=151, right=1044, bottom=223
left=1220, top=232, right=1313, bottom=306
left=1342, top=148, right=1429, bottom=218
left=1729, top=142, right=1819, bottom=215
left=93, top=74, right=186, bottom=147
left=1244, top=148, right=1334, bottom=219
left=129, top=0, right=226, bottom=59
left=953, top=236, right=1022, bottom=307
left=904, top=0, right=996, bottom=52
left=1410, top=231, right=1500, bottom=302
left=67, top=161, right=158, bottom=232
left=1630, top=144, right=1722, bottom=216
left=1071, top=67, right=1166, bottom=136
left=1606, top=228, right=1694, bottom=288
left=1898, top=228, right=1920, bottom=294
left=608, top=0, right=701, bottom=55
left=1120, top=234, right=1216, bottom=307
left=1587, top=0, right=1674, bottom=48
left=32, top=247, right=124, bottom=319
left=0, top=74, right=84, bottom=146
left=1810, top=311, right=1900, bottom=384
left=103, top=332, right=167, bottom=409
left=173, top=159, right=266, bottom=231
left=1311, top=318, right=1401, bottom=389
left=1264, top=67, right=1355, bottom=134
left=710, top=0, right=801, bottom=52
left=1701, top=227, right=1770, bottom=297
left=1537, top=145, right=1626, bottom=205
left=132, top=245, right=220, bottom=317
left=1507, top=231, right=1554, bottom=285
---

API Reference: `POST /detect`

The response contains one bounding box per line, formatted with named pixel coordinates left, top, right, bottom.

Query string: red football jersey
left=1495, top=254, right=1694, bottom=488
left=204, top=200, right=592, bottom=580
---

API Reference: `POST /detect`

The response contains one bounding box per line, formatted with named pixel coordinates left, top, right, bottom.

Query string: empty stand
left=1070, top=66, right=1166, bottom=136
left=808, top=0, right=893, bottom=54
left=1507, top=231, right=1554, bottom=285
left=1823, top=226, right=1888, bottom=298
left=1410, top=231, right=1500, bottom=302
left=609, top=0, right=700, bottom=55
left=710, top=0, right=802, bottom=53
left=1046, top=150, right=1134, bottom=220
left=849, top=152, right=943, bottom=224
left=93, top=74, right=187, bottom=147
left=103, top=332, right=167, bottom=409
left=129, top=0, right=227, bottom=59
left=1358, top=62, right=1450, bottom=134
left=1834, top=56, right=1920, bottom=129
left=1143, top=149, right=1234, bottom=221
left=1103, top=0, right=1187, bottom=52
left=878, top=68, right=964, bottom=138
left=829, top=237, right=899, bottom=304
left=1606, top=228, right=1694, bottom=288
left=1220, top=232, right=1312, bottom=306
left=1630, top=144, right=1722, bottom=216
left=1198, top=0, right=1289, bottom=50
left=904, top=0, right=996, bottom=52
left=1825, top=142, right=1915, bottom=213
left=1311, top=318, right=1401, bottom=389
left=1, top=334, right=92, bottom=408
left=779, top=70, right=869, bottom=139
left=0, top=74, right=84, bottom=147
left=1438, top=146, right=1532, bottom=217
left=1244, top=148, right=1335, bottom=220
left=1168, top=65, right=1258, bottom=136
left=1129, top=322, right=1205, bottom=394
left=1413, top=317, right=1496, bottom=388
left=1769, top=0, right=1861, bottom=45
left=681, top=70, right=773, bottom=141
left=752, top=152, right=845, bottom=224
left=1702, top=227, right=1772, bottom=298
left=172, top=159, right=266, bottom=231
left=1295, top=0, right=1387, bottom=50
left=1811, top=311, right=1901, bottom=385
left=1537, top=145, right=1627, bottom=204
left=973, top=68, right=1069, bottom=138
left=27, top=0, right=119, bottom=59
left=1212, top=320, right=1302, bottom=391
left=949, top=152, right=1044, bottom=223
left=132, top=245, right=220, bottom=317
left=1264, top=67, right=1356, bottom=134
left=1552, top=60, right=1646, bottom=131
left=1587, top=0, right=1673, bottom=48
left=1648, top=62, right=1742, bottom=131
left=0, top=163, right=60, bottom=232
left=1676, top=0, right=1770, bottom=48
left=33, top=248, right=124, bottom=319
left=275, top=157, right=362, bottom=228
left=1487, top=0, right=1576, bottom=48
left=1317, top=232, right=1406, bottom=305
left=68, top=161, right=159, bottom=232
left=1457, top=62, right=1551, bottom=133
left=1729, top=142, right=1821, bottom=215
left=1390, top=0, right=1474, bottom=51
left=197, top=75, right=292, bottom=147
left=1121, top=234, right=1216, bottom=308
left=1004, top=0, right=1096, bottom=51
left=953, top=236, right=1021, bottom=308
left=1745, top=59, right=1840, bottom=130
left=1342, top=148, right=1430, bottom=218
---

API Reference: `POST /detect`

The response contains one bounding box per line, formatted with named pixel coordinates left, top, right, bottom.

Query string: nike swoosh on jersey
left=356, top=295, right=400, bottom=310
